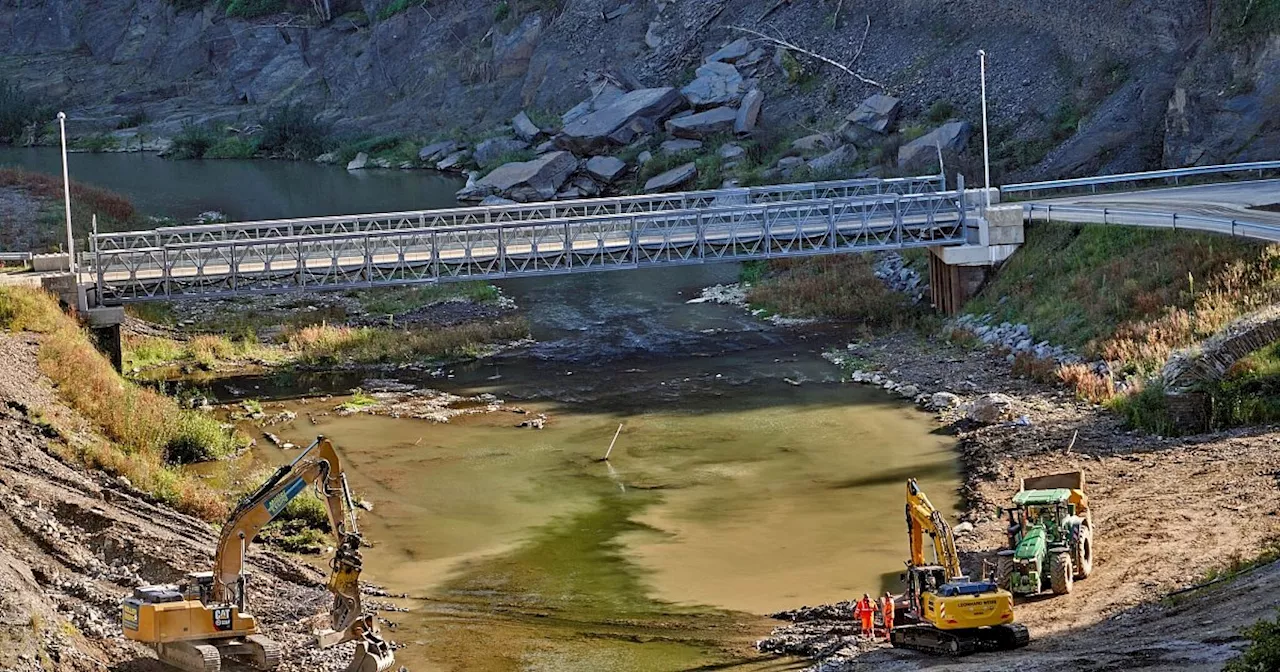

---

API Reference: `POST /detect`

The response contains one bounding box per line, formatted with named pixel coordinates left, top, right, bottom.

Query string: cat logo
left=122, top=604, right=139, bottom=631
left=213, top=607, right=233, bottom=631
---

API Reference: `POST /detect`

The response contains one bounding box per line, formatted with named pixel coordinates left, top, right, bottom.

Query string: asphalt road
left=1035, top=178, right=1280, bottom=225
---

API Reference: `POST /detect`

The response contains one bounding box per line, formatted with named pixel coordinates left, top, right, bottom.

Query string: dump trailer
left=996, top=470, right=1094, bottom=596
left=890, top=479, right=1030, bottom=656
left=122, top=437, right=394, bottom=672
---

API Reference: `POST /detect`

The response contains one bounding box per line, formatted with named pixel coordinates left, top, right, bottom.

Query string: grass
left=0, top=167, right=142, bottom=252
left=746, top=256, right=932, bottom=331
left=337, top=388, right=378, bottom=412
left=124, top=317, right=528, bottom=370
left=0, top=286, right=242, bottom=520
left=356, top=282, right=500, bottom=315
left=284, top=317, right=529, bottom=365
left=966, top=224, right=1278, bottom=374
left=1206, top=342, right=1280, bottom=429
left=223, top=0, right=286, bottom=18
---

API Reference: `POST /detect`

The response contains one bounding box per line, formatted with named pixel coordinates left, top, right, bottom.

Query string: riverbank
left=756, top=329, right=1280, bottom=671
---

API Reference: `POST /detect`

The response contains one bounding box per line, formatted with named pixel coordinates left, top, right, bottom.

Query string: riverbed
left=3, top=148, right=961, bottom=670
left=199, top=266, right=960, bottom=671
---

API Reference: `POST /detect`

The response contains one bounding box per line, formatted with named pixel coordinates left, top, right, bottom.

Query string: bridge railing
left=88, top=173, right=946, bottom=253
left=1001, top=160, right=1280, bottom=199
left=1025, top=204, right=1280, bottom=242
left=92, top=190, right=971, bottom=304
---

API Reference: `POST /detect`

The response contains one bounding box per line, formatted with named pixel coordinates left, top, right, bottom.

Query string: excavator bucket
left=347, top=637, right=395, bottom=672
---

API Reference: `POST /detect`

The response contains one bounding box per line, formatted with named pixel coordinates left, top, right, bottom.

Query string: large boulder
left=666, top=106, right=738, bottom=139
left=660, top=138, right=703, bottom=154
left=436, top=150, right=470, bottom=171
left=511, top=111, right=542, bottom=142
left=346, top=152, right=369, bottom=170
left=791, top=133, right=838, bottom=153
left=898, top=121, right=972, bottom=169
left=848, top=94, right=902, bottom=134
left=585, top=156, right=627, bottom=183
left=706, top=37, right=752, bottom=64
left=644, top=162, right=697, bottom=192
left=562, top=83, right=626, bottom=127
left=557, top=87, right=686, bottom=155
left=418, top=140, right=460, bottom=163
left=807, top=145, right=858, bottom=173
left=457, top=151, right=578, bottom=203
left=680, top=61, right=744, bottom=109
left=964, top=393, right=1020, bottom=424
left=474, top=137, right=531, bottom=168
left=735, top=89, right=764, bottom=135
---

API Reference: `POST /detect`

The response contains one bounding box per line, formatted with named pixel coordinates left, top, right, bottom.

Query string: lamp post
left=977, top=50, right=992, bottom=214
left=57, top=111, right=75, bottom=274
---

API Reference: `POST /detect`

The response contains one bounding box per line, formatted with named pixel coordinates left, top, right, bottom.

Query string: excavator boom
left=123, top=436, right=394, bottom=672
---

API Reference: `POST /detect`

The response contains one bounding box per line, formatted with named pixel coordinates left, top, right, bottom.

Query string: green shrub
left=1216, top=0, right=1280, bottom=44
left=0, top=78, right=52, bottom=143
left=165, top=413, right=241, bottom=464
left=116, top=109, right=148, bottom=129
left=1226, top=609, right=1280, bottom=672
left=203, top=135, right=259, bottom=159
left=1107, top=382, right=1174, bottom=435
left=494, top=0, right=510, bottom=21
left=259, top=103, right=330, bottom=159
left=224, top=0, right=286, bottom=18
left=927, top=100, right=956, bottom=123
left=168, top=123, right=219, bottom=159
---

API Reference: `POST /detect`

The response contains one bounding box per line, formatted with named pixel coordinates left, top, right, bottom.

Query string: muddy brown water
left=195, top=267, right=961, bottom=671
left=14, top=150, right=963, bottom=670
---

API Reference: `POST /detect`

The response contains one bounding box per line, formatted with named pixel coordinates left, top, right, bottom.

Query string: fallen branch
left=729, top=23, right=884, bottom=90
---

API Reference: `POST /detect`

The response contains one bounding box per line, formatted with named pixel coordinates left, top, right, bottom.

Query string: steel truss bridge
left=86, top=173, right=973, bottom=305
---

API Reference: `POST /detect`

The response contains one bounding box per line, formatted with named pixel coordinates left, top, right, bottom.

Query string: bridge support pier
left=927, top=204, right=1024, bottom=315
left=85, top=307, right=126, bottom=373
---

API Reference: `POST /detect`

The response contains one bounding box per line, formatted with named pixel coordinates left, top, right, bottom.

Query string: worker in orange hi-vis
left=880, top=592, right=895, bottom=641
left=854, top=593, right=875, bottom=638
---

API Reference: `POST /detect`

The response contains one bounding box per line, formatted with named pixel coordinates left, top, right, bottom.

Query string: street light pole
left=57, top=111, right=75, bottom=274
left=978, top=50, right=992, bottom=214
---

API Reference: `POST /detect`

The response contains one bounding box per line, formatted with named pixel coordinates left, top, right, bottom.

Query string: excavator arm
left=213, top=436, right=393, bottom=672
left=905, top=479, right=963, bottom=580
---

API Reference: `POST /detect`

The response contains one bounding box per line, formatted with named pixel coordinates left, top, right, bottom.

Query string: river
left=2, top=148, right=960, bottom=671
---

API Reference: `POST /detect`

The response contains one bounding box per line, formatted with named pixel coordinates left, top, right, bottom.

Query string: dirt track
left=0, top=332, right=388, bottom=672
left=762, top=337, right=1280, bottom=671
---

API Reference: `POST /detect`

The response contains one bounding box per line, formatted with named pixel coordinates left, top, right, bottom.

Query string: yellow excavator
left=121, top=437, right=395, bottom=672
left=889, top=479, right=1030, bottom=656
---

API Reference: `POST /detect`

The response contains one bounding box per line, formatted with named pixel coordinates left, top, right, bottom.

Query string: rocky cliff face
left=1, top=0, right=1274, bottom=179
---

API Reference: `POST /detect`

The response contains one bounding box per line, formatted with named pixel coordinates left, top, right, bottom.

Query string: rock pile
left=872, top=252, right=924, bottom=303
left=950, top=313, right=1079, bottom=364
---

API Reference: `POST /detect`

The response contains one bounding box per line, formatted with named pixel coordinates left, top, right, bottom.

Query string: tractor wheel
left=1074, top=524, right=1094, bottom=580
left=996, top=555, right=1015, bottom=591
left=1050, top=552, right=1074, bottom=595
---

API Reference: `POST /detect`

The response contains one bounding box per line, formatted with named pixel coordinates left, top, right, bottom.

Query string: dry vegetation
left=0, top=286, right=240, bottom=520
left=125, top=318, right=529, bottom=371
left=745, top=256, right=930, bottom=330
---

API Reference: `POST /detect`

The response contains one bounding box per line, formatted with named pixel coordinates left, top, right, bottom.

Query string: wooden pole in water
left=600, top=423, right=624, bottom=461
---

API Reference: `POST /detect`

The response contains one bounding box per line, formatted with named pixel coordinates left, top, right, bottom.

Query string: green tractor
left=996, top=471, right=1094, bottom=596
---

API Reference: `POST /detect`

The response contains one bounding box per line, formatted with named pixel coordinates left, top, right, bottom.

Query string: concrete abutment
left=926, top=202, right=1023, bottom=315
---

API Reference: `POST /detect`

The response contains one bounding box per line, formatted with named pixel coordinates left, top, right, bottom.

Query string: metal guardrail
left=1002, top=160, right=1280, bottom=197
left=1025, top=204, right=1280, bottom=242
left=92, top=190, right=972, bottom=304
left=0, top=252, right=33, bottom=263
left=89, top=173, right=946, bottom=252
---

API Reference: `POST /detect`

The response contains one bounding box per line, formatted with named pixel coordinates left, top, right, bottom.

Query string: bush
left=259, top=103, right=330, bottom=159
left=927, top=100, right=956, bottom=123
left=168, top=123, right=219, bottom=159
left=204, top=135, right=260, bottom=159
left=378, top=0, right=427, bottom=19
left=746, top=256, right=929, bottom=329
left=0, top=78, right=52, bottom=144
left=1225, top=610, right=1280, bottom=672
